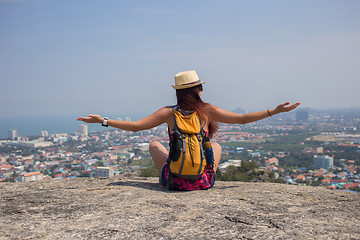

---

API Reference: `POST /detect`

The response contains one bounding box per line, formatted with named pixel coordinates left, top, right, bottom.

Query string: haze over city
left=1, top=0, right=360, bottom=120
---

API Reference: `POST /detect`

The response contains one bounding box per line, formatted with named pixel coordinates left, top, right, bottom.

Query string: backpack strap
left=169, top=105, right=180, bottom=131
left=167, top=105, right=180, bottom=145
left=166, top=105, right=183, bottom=190
left=169, top=106, right=187, bottom=172
left=197, top=113, right=209, bottom=168
left=196, top=133, right=205, bottom=173
left=169, top=104, right=178, bottom=110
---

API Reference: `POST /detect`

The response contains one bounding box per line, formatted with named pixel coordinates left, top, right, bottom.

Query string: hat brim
left=172, top=81, right=206, bottom=90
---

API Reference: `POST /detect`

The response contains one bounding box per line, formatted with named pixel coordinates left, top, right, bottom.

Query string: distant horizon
left=1, top=106, right=359, bottom=139
left=1, top=105, right=360, bottom=120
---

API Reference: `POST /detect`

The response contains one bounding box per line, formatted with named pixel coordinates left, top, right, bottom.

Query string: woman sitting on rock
left=77, top=70, right=300, bottom=190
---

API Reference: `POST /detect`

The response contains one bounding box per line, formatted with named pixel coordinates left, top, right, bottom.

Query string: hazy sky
left=1, top=0, right=360, bottom=119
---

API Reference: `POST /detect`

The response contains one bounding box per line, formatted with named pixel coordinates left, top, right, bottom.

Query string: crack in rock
left=225, top=216, right=253, bottom=225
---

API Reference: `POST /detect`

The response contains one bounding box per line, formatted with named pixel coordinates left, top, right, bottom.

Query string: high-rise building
left=8, top=129, right=18, bottom=140
left=296, top=111, right=309, bottom=122
left=78, top=124, right=88, bottom=136
left=314, top=155, right=334, bottom=169
left=41, top=130, right=49, bottom=137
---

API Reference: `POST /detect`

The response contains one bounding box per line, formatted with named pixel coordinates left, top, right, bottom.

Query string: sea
left=0, top=113, right=147, bottom=139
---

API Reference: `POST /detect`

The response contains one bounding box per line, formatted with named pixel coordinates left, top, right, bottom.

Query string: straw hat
left=172, top=70, right=206, bottom=89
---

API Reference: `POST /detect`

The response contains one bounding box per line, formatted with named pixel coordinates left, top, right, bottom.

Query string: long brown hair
left=176, top=85, right=218, bottom=138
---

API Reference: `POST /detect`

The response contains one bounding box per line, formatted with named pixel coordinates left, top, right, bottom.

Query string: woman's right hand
left=76, top=114, right=103, bottom=124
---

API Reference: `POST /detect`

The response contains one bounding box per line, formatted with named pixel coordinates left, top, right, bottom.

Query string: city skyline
left=1, top=0, right=360, bottom=119
left=1, top=106, right=359, bottom=139
left=1, top=107, right=359, bottom=195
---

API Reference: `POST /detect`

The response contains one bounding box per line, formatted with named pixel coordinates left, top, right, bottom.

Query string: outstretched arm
left=77, top=107, right=172, bottom=132
left=208, top=102, right=301, bottom=124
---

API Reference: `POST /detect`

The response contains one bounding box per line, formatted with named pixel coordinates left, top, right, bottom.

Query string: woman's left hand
left=276, top=102, right=301, bottom=113
left=77, top=114, right=103, bottom=124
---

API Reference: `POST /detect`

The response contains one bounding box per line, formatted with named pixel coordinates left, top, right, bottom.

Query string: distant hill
left=233, top=106, right=360, bottom=116
left=296, top=107, right=360, bottom=114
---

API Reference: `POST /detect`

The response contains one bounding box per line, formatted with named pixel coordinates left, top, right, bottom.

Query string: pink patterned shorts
left=161, top=164, right=215, bottom=191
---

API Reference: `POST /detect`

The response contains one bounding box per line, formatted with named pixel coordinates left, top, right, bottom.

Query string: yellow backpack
left=168, top=106, right=207, bottom=180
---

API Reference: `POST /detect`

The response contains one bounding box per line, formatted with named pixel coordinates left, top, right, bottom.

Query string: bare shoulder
left=203, top=104, right=219, bottom=121
left=155, top=106, right=173, bottom=122
left=158, top=106, right=173, bottom=115
left=133, top=106, right=173, bottom=130
left=204, top=104, right=221, bottom=115
left=205, top=104, right=243, bottom=123
left=157, top=106, right=174, bottom=127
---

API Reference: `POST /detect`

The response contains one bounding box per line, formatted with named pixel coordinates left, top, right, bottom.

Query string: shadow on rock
left=107, top=180, right=169, bottom=192
left=212, top=185, right=240, bottom=190
left=108, top=180, right=241, bottom=193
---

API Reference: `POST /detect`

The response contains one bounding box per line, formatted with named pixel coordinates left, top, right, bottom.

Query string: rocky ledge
left=0, top=177, right=359, bottom=240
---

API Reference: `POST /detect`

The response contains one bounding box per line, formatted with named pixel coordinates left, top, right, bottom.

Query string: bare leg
left=212, top=142, right=222, bottom=172
left=149, top=141, right=169, bottom=173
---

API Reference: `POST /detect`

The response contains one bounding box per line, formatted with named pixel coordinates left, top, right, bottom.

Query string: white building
left=20, top=141, right=53, bottom=148
left=218, top=160, right=242, bottom=172
left=137, top=143, right=150, bottom=151
left=20, top=171, right=44, bottom=182
left=78, top=124, right=88, bottom=136
left=8, top=129, right=18, bottom=140
left=41, top=130, right=49, bottom=137
left=314, top=155, right=334, bottom=169
left=95, top=167, right=114, bottom=178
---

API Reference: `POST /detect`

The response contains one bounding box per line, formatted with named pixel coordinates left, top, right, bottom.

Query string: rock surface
left=0, top=177, right=359, bottom=240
